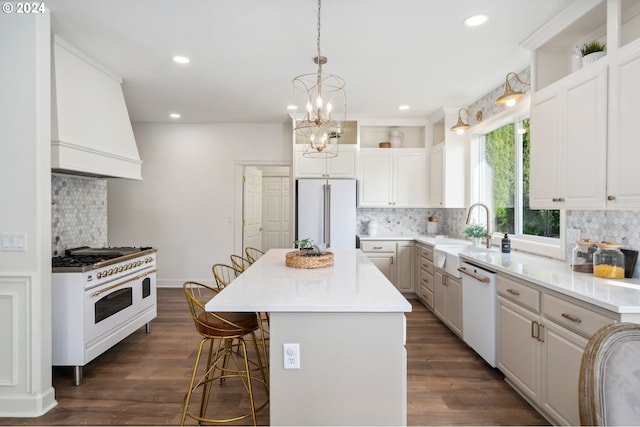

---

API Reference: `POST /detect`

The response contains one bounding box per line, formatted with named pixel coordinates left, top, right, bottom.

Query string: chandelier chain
left=316, top=0, right=322, bottom=74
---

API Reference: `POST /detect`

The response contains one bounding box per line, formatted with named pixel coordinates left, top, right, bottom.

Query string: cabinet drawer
left=420, top=285, right=434, bottom=308
left=497, top=275, right=540, bottom=313
left=420, top=257, right=434, bottom=275
left=361, top=241, right=395, bottom=252
left=543, top=293, right=615, bottom=338
left=417, top=245, right=433, bottom=261
left=420, top=270, right=434, bottom=291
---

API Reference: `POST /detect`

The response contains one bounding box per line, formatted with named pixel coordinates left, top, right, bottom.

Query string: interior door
left=262, top=176, right=287, bottom=250
left=243, top=166, right=263, bottom=251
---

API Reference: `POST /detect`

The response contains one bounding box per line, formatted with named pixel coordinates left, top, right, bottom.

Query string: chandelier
left=291, top=0, right=346, bottom=159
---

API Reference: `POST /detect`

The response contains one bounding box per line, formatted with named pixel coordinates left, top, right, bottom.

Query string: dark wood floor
left=1, top=288, right=548, bottom=426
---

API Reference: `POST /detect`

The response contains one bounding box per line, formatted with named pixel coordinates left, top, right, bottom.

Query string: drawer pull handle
left=561, top=313, right=582, bottom=323
left=422, top=263, right=429, bottom=269
left=531, top=320, right=538, bottom=339
left=506, top=288, right=520, bottom=296
left=372, top=246, right=383, bottom=250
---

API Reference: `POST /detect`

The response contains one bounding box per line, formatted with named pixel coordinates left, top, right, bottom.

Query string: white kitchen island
left=205, top=248, right=412, bottom=426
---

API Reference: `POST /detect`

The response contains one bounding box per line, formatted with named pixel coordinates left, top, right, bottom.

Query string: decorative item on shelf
left=427, top=214, right=440, bottom=234
left=290, top=0, right=346, bottom=160
left=287, top=238, right=334, bottom=269
left=388, top=129, right=404, bottom=148
left=593, top=241, right=625, bottom=279
left=580, top=40, right=606, bottom=67
left=378, top=142, right=391, bottom=148
left=571, top=45, right=583, bottom=72
left=449, top=108, right=483, bottom=134
left=463, top=223, right=487, bottom=247
left=495, top=71, right=531, bottom=107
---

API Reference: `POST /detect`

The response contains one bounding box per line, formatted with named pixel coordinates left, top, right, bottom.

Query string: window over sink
left=470, top=103, right=565, bottom=259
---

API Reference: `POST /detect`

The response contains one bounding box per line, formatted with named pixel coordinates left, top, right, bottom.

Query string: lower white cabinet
left=433, top=269, right=462, bottom=338
left=496, top=273, right=616, bottom=426
left=361, top=240, right=414, bottom=294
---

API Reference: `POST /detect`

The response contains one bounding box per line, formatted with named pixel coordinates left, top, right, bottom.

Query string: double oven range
left=52, top=246, right=158, bottom=385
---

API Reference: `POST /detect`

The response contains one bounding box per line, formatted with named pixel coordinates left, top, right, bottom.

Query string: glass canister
left=571, top=239, right=597, bottom=273
left=593, top=242, right=625, bottom=279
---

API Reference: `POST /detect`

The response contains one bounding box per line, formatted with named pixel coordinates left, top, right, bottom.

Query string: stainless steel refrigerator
left=295, top=179, right=356, bottom=249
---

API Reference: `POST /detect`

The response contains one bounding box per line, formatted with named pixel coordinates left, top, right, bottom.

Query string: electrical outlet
left=283, top=343, right=300, bottom=369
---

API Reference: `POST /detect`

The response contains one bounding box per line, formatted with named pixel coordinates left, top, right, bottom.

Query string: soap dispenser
left=501, top=233, right=511, bottom=253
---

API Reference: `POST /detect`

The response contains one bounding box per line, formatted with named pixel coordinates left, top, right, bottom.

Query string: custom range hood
left=51, top=36, right=142, bottom=180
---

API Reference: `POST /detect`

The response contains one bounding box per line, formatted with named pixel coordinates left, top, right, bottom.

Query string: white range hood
left=51, top=36, right=142, bottom=180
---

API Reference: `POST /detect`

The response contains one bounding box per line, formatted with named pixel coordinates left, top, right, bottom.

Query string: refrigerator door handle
left=324, top=184, right=331, bottom=248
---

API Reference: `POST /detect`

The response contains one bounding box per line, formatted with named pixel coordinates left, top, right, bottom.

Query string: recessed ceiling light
left=169, top=113, right=181, bottom=119
left=464, top=14, right=489, bottom=27
left=172, top=56, right=190, bottom=64
left=398, top=105, right=410, bottom=111
left=286, top=105, right=298, bottom=111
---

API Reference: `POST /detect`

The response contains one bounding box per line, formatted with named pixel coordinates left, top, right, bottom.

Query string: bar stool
left=211, top=263, right=242, bottom=289
left=244, top=247, right=264, bottom=264
left=230, top=254, right=252, bottom=272
left=181, top=281, right=268, bottom=426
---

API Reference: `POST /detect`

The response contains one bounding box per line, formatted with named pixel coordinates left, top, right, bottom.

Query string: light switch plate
left=1, top=233, right=27, bottom=252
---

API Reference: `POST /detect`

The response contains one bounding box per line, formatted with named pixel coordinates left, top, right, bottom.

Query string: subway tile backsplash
left=51, top=174, right=107, bottom=255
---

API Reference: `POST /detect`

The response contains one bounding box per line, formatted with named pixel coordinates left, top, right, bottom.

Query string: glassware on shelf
left=593, top=242, right=625, bottom=279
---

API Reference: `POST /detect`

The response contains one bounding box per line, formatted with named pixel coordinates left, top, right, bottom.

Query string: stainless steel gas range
left=52, top=246, right=158, bottom=385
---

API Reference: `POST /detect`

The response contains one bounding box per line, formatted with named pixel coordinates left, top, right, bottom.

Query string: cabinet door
left=326, top=148, right=357, bottom=178
left=497, top=296, right=541, bottom=403
left=429, top=144, right=444, bottom=207
left=433, top=270, right=447, bottom=322
left=394, top=150, right=427, bottom=207
left=540, top=320, right=586, bottom=426
left=395, top=242, right=414, bottom=293
left=294, top=148, right=326, bottom=178
left=563, top=67, right=607, bottom=208
left=446, top=275, right=463, bottom=337
left=367, top=253, right=395, bottom=284
left=530, top=87, right=563, bottom=208
left=359, top=150, right=393, bottom=207
left=608, top=43, right=640, bottom=207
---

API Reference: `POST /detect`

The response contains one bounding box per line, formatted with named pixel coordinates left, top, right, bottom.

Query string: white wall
left=0, top=12, right=56, bottom=416
left=107, top=122, right=292, bottom=287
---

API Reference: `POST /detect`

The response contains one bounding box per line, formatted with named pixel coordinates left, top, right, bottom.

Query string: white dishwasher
left=458, top=260, right=497, bottom=368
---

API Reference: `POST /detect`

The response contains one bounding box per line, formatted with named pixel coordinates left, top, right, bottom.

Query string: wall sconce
left=450, top=108, right=483, bottom=134
left=496, top=72, right=531, bottom=107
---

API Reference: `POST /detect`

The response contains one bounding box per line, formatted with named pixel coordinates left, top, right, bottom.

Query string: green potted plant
left=463, top=224, right=487, bottom=246
left=580, top=40, right=606, bottom=66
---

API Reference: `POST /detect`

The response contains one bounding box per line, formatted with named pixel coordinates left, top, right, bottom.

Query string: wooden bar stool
left=181, top=281, right=268, bottom=426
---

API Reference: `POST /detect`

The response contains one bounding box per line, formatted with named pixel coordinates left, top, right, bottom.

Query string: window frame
left=468, top=100, right=566, bottom=259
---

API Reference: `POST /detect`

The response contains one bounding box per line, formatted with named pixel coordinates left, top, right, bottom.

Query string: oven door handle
left=91, top=268, right=158, bottom=297
left=457, top=266, right=491, bottom=283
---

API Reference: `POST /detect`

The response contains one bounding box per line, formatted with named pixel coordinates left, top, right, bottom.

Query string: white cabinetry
left=496, top=273, right=616, bottom=426
left=361, top=240, right=414, bottom=294
left=293, top=145, right=357, bottom=178
left=433, top=269, right=463, bottom=338
left=428, top=109, right=466, bottom=208
left=530, top=65, right=607, bottom=209
left=607, top=40, right=640, bottom=207
left=359, top=149, right=427, bottom=208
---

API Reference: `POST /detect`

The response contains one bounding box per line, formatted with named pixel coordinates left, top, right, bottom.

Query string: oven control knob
left=118, top=266, right=124, bottom=272
left=107, top=268, right=113, bottom=276
left=97, top=271, right=103, bottom=279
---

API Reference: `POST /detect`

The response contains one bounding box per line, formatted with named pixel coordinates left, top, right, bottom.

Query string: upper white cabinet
left=293, top=145, right=357, bottom=178
left=428, top=109, right=466, bottom=208
left=529, top=65, right=608, bottom=209
left=358, top=149, right=427, bottom=208
left=607, top=39, right=640, bottom=206
left=527, top=0, right=640, bottom=209
left=293, top=120, right=358, bottom=178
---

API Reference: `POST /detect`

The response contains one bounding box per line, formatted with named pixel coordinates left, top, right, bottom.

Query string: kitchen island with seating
left=205, top=248, right=412, bottom=426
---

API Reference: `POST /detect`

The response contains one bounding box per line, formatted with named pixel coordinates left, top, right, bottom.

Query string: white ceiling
left=46, top=0, right=575, bottom=124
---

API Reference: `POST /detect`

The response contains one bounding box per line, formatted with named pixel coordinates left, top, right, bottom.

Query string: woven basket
left=285, top=250, right=334, bottom=269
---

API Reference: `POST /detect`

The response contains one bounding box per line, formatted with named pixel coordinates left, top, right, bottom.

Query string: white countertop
left=205, top=248, right=412, bottom=313
left=360, top=233, right=640, bottom=314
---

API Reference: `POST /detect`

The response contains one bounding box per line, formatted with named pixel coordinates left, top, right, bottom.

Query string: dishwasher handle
left=457, top=266, right=491, bottom=283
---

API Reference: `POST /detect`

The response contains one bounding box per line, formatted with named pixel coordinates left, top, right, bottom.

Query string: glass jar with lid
left=593, top=242, right=625, bottom=279
left=571, top=239, right=597, bottom=273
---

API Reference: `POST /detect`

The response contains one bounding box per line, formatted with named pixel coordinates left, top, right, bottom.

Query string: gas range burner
left=52, top=246, right=155, bottom=272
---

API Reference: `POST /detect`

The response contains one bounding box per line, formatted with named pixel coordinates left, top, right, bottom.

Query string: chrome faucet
left=465, top=203, right=492, bottom=249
